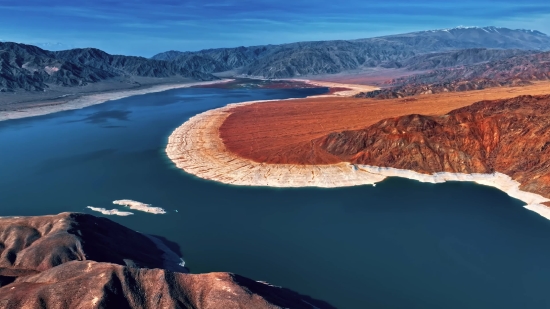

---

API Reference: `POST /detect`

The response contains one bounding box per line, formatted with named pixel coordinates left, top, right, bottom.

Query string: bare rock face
left=0, top=213, right=332, bottom=309
left=2, top=261, right=327, bottom=309
left=0, top=213, right=167, bottom=278
left=315, top=94, right=550, bottom=198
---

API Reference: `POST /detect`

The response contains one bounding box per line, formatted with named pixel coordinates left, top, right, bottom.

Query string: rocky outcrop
left=0, top=213, right=177, bottom=280
left=153, top=27, right=550, bottom=78
left=0, top=213, right=333, bottom=309
left=2, top=261, right=329, bottom=309
left=315, top=95, right=550, bottom=198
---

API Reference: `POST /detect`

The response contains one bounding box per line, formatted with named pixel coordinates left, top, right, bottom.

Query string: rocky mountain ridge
left=3, top=26, right=550, bottom=93
left=0, top=42, right=217, bottom=92
left=376, top=26, right=550, bottom=50
left=153, top=27, right=550, bottom=78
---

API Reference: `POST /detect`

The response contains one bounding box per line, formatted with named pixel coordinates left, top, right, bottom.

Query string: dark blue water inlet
left=1, top=85, right=550, bottom=308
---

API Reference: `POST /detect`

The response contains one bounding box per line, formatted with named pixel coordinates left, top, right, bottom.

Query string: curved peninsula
left=166, top=80, right=550, bottom=219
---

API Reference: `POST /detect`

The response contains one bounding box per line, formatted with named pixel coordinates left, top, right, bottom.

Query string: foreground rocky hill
left=0, top=213, right=332, bottom=309
left=357, top=51, right=550, bottom=98
left=0, top=42, right=216, bottom=92
left=313, top=95, right=550, bottom=199
left=153, top=27, right=550, bottom=78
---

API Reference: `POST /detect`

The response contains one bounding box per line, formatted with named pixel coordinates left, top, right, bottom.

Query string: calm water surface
left=2, top=86, right=550, bottom=308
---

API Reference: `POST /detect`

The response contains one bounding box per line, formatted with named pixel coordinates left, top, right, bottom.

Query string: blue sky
left=0, top=0, right=549, bottom=57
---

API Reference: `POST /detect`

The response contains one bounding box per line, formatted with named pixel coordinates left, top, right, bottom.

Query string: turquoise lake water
left=2, top=85, right=550, bottom=308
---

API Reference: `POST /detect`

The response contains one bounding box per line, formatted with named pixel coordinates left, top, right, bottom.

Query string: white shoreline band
left=165, top=91, right=550, bottom=221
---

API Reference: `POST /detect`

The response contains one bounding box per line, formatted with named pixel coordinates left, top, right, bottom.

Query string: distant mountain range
left=2, top=26, right=550, bottom=92
left=356, top=51, right=550, bottom=99
left=0, top=42, right=217, bottom=92
left=152, top=26, right=550, bottom=78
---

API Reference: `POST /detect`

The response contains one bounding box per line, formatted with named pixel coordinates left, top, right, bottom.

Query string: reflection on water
left=1, top=85, right=550, bottom=308
left=81, top=110, right=132, bottom=124
left=33, top=149, right=118, bottom=175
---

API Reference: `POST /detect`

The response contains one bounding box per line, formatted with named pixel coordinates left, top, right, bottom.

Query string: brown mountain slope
left=0, top=213, right=333, bottom=309
left=2, top=261, right=326, bottom=309
left=0, top=212, right=175, bottom=278
left=357, top=51, right=550, bottom=98
left=314, top=94, right=550, bottom=198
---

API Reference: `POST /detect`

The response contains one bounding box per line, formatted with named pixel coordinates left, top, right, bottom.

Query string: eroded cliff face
left=315, top=95, right=550, bottom=197
left=0, top=213, right=333, bottom=309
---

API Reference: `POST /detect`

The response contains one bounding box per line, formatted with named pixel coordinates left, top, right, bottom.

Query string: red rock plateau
left=0, top=213, right=333, bottom=309
left=218, top=82, right=550, bottom=203
left=220, top=81, right=550, bottom=165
